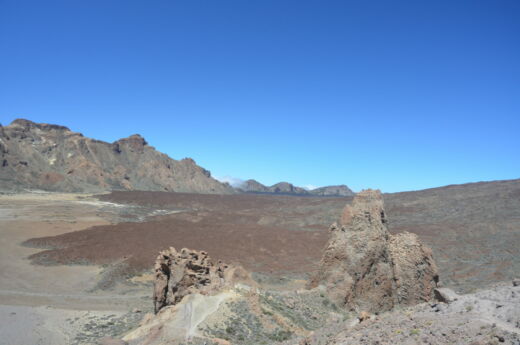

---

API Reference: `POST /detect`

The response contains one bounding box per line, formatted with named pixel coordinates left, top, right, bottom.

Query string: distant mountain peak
left=236, top=179, right=354, bottom=197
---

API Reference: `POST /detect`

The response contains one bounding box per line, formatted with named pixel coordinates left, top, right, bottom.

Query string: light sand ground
left=0, top=193, right=150, bottom=345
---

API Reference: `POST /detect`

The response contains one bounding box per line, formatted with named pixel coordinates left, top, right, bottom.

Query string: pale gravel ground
left=294, top=283, right=520, bottom=345
left=0, top=193, right=151, bottom=345
left=0, top=305, right=127, bottom=345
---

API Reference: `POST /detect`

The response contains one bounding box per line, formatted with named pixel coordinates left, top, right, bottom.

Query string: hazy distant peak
left=235, top=179, right=354, bottom=197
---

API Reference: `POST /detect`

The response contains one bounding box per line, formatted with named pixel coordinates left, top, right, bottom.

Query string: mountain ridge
left=0, top=119, right=356, bottom=196
left=236, top=178, right=354, bottom=196
left=0, top=119, right=234, bottom=193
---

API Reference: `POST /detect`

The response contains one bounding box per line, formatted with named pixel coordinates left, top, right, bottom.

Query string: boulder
left=434, top=288, right=459, bottom=304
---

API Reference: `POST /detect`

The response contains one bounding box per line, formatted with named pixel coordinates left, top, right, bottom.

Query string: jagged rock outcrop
left=153, top=247, right=251, bottom=313
left=310, top=189, right=439, bottom=313
left=0, top=119, right=233, bottom=193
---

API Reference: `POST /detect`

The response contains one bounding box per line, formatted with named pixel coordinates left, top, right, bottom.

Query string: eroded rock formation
left=153, top=247, right=250, bottom=313
left=310, top=189, right=439, bottom=313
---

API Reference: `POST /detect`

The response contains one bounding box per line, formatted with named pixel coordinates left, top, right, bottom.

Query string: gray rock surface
left=0, top=119, right=233, bottom=193
left=320, top=282, right=520, bottom=345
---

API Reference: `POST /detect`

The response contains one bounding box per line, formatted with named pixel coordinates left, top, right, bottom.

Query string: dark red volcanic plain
left=25, top=179, right=520, bottom=292
left=25, top=193, right=348, bottom=277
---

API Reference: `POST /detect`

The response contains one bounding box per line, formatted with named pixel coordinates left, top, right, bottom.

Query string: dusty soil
left=1, top=178, right=519, bottom=344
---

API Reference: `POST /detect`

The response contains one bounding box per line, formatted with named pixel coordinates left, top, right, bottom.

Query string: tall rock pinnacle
left=310, top=189, right=439, bottom=313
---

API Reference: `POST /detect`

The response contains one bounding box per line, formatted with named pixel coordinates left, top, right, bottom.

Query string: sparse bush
left=322, top=299, right=330, bottom=306
left=410, top=329, right=420, bottom=336
left=268, top=329, right=293, bottom=342
left=261, top=308, right=273, bottom=316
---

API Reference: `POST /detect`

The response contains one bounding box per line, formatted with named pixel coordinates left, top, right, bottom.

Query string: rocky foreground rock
left=310, top=189, right=439, bottom=313
left=0, top=119, right=233, bottom=193
left=153, top=247, right=251, bottom=313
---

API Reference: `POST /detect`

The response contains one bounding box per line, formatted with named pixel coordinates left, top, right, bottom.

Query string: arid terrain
left=24, top=178, right=520, bottom=293
left=1, top=178, right=519, bottom=344
left=3, top=0, right=519, bottom=341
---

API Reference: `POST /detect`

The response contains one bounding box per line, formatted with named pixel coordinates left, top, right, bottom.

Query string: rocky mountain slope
left=0, top=119, right=234, bottom=193
left=237, top=179, right=354, bottom=197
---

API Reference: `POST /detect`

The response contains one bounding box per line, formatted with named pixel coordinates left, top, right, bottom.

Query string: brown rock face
left=310, top=189, right=439, bottom=313
left=389, top=232, right=439, bottom=305
left=0, top=119, right=234, bottom=193
left=153, top=247, right=250, bottom=313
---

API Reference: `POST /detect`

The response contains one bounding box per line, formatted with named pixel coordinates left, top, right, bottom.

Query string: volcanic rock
left=310, top=189, right=439, bottom=313
left=153, top=247, right=251, bottom=313
left=0, top=119, right=233, bottom=193
left=389, top=232, right=440, bottom=306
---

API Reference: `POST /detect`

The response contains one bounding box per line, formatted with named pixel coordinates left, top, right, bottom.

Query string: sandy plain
left=0, top=193, right=150, bottom=345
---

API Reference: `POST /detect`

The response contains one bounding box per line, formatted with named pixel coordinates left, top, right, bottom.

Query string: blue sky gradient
left=1, top=1, right=519, bottom=192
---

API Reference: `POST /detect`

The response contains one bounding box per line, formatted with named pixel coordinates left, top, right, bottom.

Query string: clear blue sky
left=1, top=1, right=519, bottom=192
